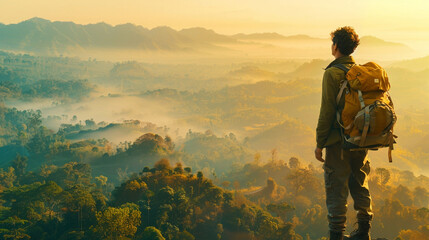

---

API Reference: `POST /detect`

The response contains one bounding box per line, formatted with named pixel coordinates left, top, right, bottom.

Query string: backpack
left=334, top=62, right=397, bottom=162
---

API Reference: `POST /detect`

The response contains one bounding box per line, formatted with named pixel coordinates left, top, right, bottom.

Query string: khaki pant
left=323, top=142, right=373, bottom=232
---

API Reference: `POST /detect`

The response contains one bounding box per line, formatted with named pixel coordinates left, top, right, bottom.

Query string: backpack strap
left=332, top=64, right=350, bottom=74
left=332, top=64, right=352, bottom=105
left=334, top=64, right=354, bottom=131
left=359, top=105, right=371, bottom=147
left=336, top=81, right=348, bottom=105
left=357, top=90, right=365, bottom=109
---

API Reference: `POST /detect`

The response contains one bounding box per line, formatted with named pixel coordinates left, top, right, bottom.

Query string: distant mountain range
left=0, top=18, right=240, bottom=55
left=0, top=18, right=416, bottom=58
left=389, top=55, right=429, bottom=71
left=232, top=33, right=323, bottom=41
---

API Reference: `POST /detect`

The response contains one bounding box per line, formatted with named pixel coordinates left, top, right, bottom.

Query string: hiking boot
left=344, top=221, right=371, bottom=240
left=330, top=231, right=344, bottom=240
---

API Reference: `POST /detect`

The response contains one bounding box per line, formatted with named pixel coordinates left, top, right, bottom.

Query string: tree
left=113, top=180, right=148, bottom=205
left=141, top=226, right=165, bottom=240
left=155, top=187, right=175, bottom=205
left=173, top=231, right=195, bottom=240
left=95, top=175, right=108, bottom=194
left=277, top=222, right=302, bottom=240
left=0, top=167, right=16, bottom=189
left=286, top=167, right=320, bottom=197
left=376, top=168, right=391, bottom=185
left=413, top=186, right=429, bottom=207
left=288, top=157, right=301, bottom=169
left=165, top=135, right=175, bottom=151
left=12, top=154, right=28, bottom=179
left=85, top=119, right=96, bottom=128
left=47, top=162, right=92, bottom=188
left=255, top=210, right=279, bottom=239
left=28, top=110, right=42, bottom=134
left=397, top=225, right=429, bottom=240
left=267, top=202, right=295, bottom=222
left=154, top=159, right=172, bottom=172
left=174, top=163, right=184, bottom=174
left=95, top=175, right=107, bottom=188
left=143, top=167, right=151, bottom=174
left=91, top=204, right=141, bottom=240
left=184, top=167, right=192, bottom=175
left=393, top=185, right=413, bottom=206
left=0, top=216, right=30, bottom=240
left=62, top=184, right=98, bottom=230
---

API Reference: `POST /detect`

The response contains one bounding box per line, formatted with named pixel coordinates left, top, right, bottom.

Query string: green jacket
left=316, top=56, right=356, bottom=149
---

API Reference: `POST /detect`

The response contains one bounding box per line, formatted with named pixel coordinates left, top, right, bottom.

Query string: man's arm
left=316, top=69, right=338, bottom=149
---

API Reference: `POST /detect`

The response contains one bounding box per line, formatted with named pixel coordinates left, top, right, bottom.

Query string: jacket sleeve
left=316, top=69, right=338, bottom=149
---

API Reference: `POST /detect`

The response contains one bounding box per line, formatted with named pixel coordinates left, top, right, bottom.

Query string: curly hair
left=330, top=26, right=360, bottom=56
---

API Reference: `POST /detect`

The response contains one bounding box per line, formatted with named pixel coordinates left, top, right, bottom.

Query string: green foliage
left=0, top=90, right=428, bottom=240
left=108, top=158, right=304, bottom=240
left=0, top=105, right=39, bottom=147
left=91, top=204, right=141, bottom=240
left=130, top=133, right=172, bottom=155
left=180, top=130, right=253, bottom=175
left=375, top=168, right=391, bottom=185
left=11, top=154, right=27, bottom=178
left=0, top=148, right=427, bottom=240
left=267, top=202, right=295, bottom=222
left=397, top=224, right=429, bottom=240
left=0, top=216, right=30, bottom=240
left=172, top=230, right=195, bottom=240
left=0, top=51, right=112, bottom=82
left=0, top=167, right=16, bottom=189
left=141, top=226, right=165, bottom=240
left=0, top=65, right=94, bottom=101
left=89, top=133, right=176, bottom=184
left=2, top=181, right=63, bottom=221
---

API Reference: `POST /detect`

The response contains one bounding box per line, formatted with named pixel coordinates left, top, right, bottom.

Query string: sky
left=1, top=0, right=429, bottom=43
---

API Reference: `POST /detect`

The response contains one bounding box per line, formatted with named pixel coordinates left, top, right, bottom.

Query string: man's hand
left=314, top=147, right=324, bottom=162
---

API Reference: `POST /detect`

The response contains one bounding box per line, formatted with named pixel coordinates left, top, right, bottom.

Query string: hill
left=232, top=33, right=323, bottom=41
left=90, top=133, right=175, bottom=183
left=65, top=120, right=169, bottom=144
left=0, top=18, right=418, bottom=61
left=389, top=55, right=429, bottom=72
left=0, top=18, right=230, bottom=55
left=247, top=118, right=314, bottom=159
left=356, top=36, right=416, bottom=60
left=180, top=130, right=253, bottom=175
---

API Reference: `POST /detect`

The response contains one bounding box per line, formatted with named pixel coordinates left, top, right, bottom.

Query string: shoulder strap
left=335, top=64, right=352, bottom=132
left=332, top=64, right=351, bottom=73
left=333, top=63, right=355, bottom=105
left=336, top=81, right=348, bottom=105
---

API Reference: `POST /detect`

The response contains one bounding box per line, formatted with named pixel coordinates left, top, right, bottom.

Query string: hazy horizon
left=2, top=0, right=429, bottom=50
left=1, top=16, right=428, bottom=62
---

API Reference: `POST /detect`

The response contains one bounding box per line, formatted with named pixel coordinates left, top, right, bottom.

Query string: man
left=315, top=27, right=373, bottom=240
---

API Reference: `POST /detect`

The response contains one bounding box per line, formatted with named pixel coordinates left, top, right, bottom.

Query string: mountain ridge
left=0, top=18, right=415, bottom=59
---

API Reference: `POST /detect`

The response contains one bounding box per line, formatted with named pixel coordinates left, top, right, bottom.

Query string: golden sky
left=1, top=0, right=429, bottom=41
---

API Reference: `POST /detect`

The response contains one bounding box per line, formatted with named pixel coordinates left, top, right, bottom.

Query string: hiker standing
left=315, top=27, right=373, bottom=240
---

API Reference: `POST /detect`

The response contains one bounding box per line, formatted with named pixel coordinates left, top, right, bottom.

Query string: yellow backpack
left=334, top=62, right=397, bottom=162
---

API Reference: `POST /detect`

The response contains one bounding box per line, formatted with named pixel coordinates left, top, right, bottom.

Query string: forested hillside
left=0, top=105, right=427, bottom=239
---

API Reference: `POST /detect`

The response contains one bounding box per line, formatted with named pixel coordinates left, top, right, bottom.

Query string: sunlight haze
left=2, top=0, right=429, bottom=43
